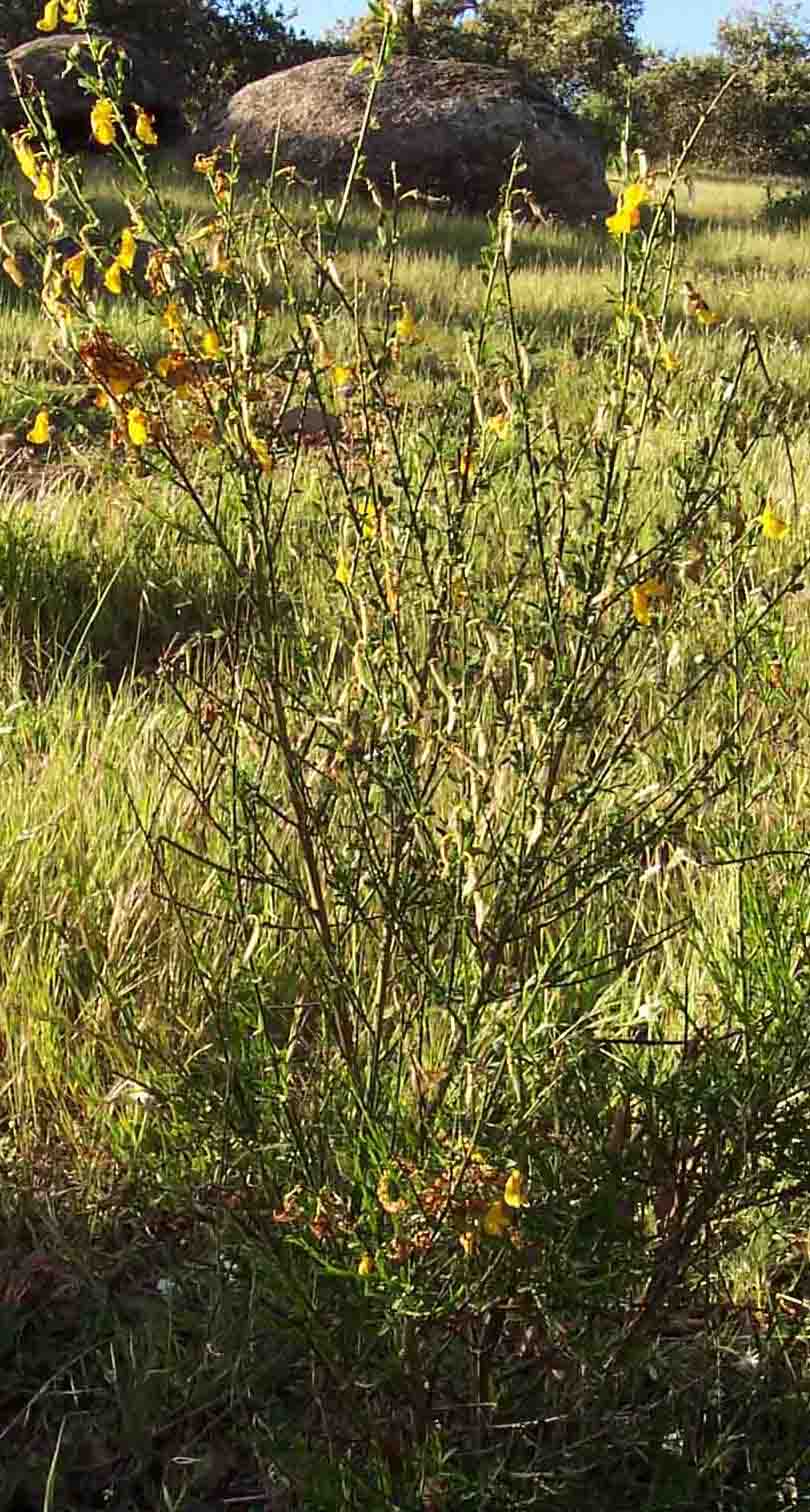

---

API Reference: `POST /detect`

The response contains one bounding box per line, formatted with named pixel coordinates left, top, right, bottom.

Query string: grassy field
left=3, top=112, right=810, bottom=1508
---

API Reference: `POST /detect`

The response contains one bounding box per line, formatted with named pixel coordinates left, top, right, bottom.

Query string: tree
left=631, top=50, right=737, bottom=166
left=716, top=1, right=810, bottom=66
left=470, top=0, right=641, bottom=103
left=633, top=3, right=810, bottom=174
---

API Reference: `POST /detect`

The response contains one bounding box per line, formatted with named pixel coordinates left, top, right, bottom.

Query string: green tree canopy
left=633, top=2, right=810, bottom=174
left=471, top=0, right=640, bottom=101
left=716, top=0, right=810, bottom=66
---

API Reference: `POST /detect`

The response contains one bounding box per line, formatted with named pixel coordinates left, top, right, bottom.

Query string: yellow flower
left=357, top=497, right=378, bottom=540
left=482, top=1199, right=511, bottom=1238
left=630, top=585, right=651, bottom=626
left=659, top=346, right=680, bottom=374
left=2, top=254, right=26, bottom=289
left=200, top=328, right=220, bottom=358
left=33, top=167, right=54, bottom=203
left=335, top=549, right=353, bottom=587
left=606, top=204, right=640, bottom=237
left=606, top=181, right=649, bottom=236
left=27, top=409, right=50, bottom=445
left=36, top=0, right=60, bottom=31
left=118, top=227, right=137, bottom=273
left=331, top=364, right=356, bottom=394
left=504, top=1169, right=529, bottom=1208
left=357, top=1252, right=375, bottom=1277
left=622, top=182, right=650, bottom=213
left=459, top=1229, right=479, bottom=1257
left=63, top=249, right=86, bottom=290
left=11, top=131, right=39, bottom=184
left=486, top=412, right=511, bottom=439
left=395, top=303, right=421, bottom=344
left=761, top=500, right=788, bottom=541
left=630, top=577, right=669, bottom=627
left=193, top=152, right=219, bottom=176
left=162, top=300, right=184, bottom=335
left=104, top=260, right=124, bottom=295
left=61, top=0, right=81, bottom=20
left=127, top=408, right=149, bottom=447
left=134, top=106, right=158, bottom=146
left=90, top=99, right=117, bottom=147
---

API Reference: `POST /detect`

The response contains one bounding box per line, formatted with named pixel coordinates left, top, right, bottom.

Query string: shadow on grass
left=339, top=202, right=615, bottom=274
left=0, top=510, right=239, bottom=686
left=0, top=1200, right=286, bottom=1512
left=2, top=1179, right=810, bottom=1510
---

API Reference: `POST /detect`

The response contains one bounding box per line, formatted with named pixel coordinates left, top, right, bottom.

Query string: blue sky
left=295, top=0, right=747, bottom=52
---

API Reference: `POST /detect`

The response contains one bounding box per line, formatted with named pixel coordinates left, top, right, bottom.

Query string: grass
left=4, top=105, right=810, bottom=1507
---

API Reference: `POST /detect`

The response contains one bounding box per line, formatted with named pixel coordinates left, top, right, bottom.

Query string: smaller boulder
left=0, top=33, right=185, bottom=149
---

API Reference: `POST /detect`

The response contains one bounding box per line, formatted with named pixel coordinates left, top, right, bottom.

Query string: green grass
left=4, top=138, right=810, bottom=1508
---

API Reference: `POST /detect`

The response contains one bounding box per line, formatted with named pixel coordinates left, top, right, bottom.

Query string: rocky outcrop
left=193, top=55, right=611, bottom=223
left=0, top=33, right=184, bottom=148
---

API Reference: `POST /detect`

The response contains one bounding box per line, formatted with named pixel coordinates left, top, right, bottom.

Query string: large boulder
left=0, top=33, right=185, bottom=149
left=194, top=55, right=612, bottom=223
